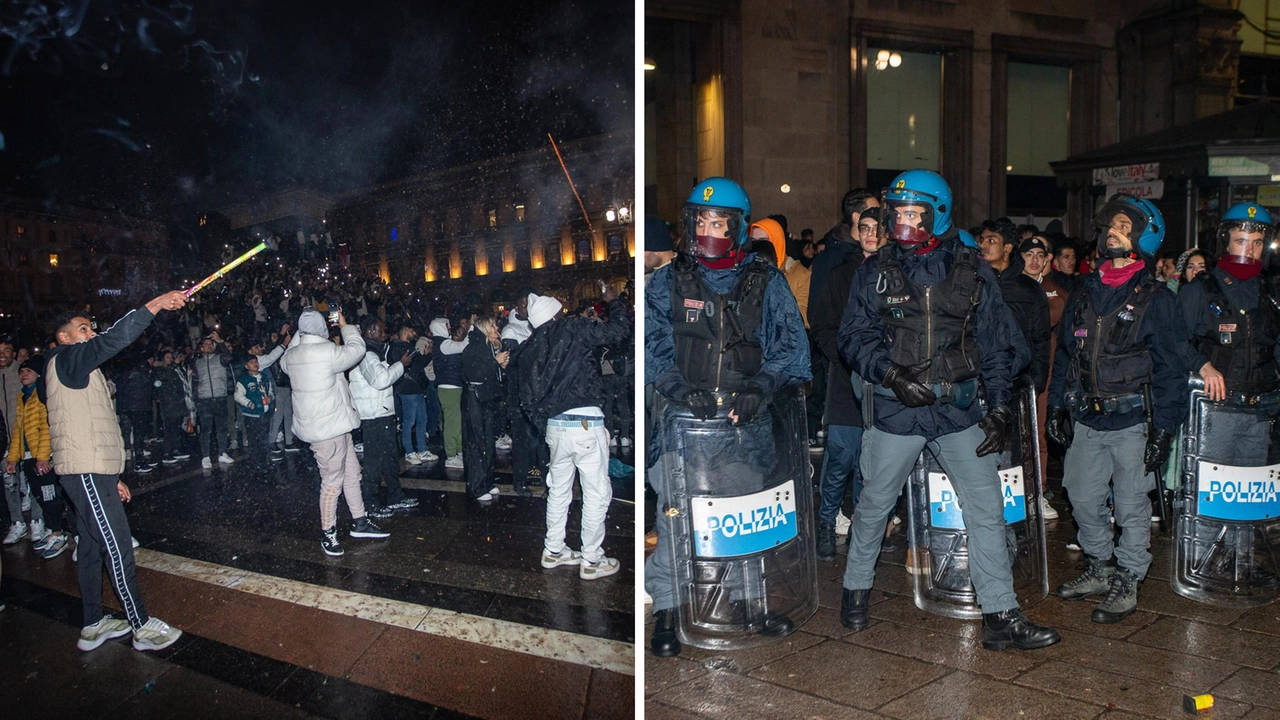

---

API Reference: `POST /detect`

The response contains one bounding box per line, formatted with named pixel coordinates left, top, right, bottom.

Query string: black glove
left=1144, top=428, right=1173, bottom=475
left=681, top=387, right=718, bottom=420
left=731, top=386, right=766, bottom=425
left=882, top=360, right=936, bottom=408
left=1046, top=406, right=1073, bottom=450
left=975, top=405, right=1013, bottom=457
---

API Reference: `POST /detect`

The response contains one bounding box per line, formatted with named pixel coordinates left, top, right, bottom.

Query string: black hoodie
left=993, top=251, right=1051, bottom=390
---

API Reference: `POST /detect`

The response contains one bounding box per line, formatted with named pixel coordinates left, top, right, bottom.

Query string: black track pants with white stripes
left=59, top=473, right=150, bottom=630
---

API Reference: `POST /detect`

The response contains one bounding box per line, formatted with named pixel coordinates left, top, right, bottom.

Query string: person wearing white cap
left=517, top=286, right=632, bottom=580
left=279, top=309, right=390, bottom=556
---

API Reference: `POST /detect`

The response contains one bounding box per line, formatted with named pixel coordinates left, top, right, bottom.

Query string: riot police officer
left=644, top=177, right=811, bottom=657
left=837, top=169, right=1060, bottom=651
left=1178, top=202, right=1279, bottom=401
left=1047, top=194, right=1188, bottom=623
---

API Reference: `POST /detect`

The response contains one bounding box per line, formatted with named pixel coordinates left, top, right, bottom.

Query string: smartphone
left=328, top=305, right=341, bottom=324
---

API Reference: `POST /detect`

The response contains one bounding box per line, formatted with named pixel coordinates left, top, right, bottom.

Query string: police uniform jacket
left=645, top=252, right=812, bottom=399
left=1047, top=266, right=1187, bottom=433
left=1176, top=266, right=1280, bottom=386
left=838, top=238, right=1024, bottom=441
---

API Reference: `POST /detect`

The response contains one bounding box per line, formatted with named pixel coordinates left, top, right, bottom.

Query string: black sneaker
left=816, top=522, right=837, bottom=559
left=284, top=443, right=303, bottom=453
left=135, top=464, right=154, bottom=474
left=162, top=457, right=180, bottom=465
left=271, top=444, right=283, bottom=454
left=350, top=517, right=390, bottom=538
left=385, top=497, right=420, bottom=510
left=321, top=527, right=344, bottom=556
left=365, top=504, right=393, bottom=519
left=172, top=453, right=191, bottom=460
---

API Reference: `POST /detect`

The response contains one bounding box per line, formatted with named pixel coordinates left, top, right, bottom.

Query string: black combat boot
left=651, top=608, right=681, bottom=657
left=816, top=521, right=837, bottom=559
left=840, top=588, right=870, bottom=631
left=981, top=608, right=1061, bottom=651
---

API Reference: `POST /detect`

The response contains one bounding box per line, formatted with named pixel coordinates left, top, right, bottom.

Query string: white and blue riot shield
left=1171, top=378, right=1280, bottom=607
left=656, top=383, right=818, bottom=650
left=904, top=376, right=1049, bottom=618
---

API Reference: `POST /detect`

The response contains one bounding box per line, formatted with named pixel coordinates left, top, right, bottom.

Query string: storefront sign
left=1256, top=185, right=1280, bottom=207
left=1092, top=163, right=1160, bottom=186
left=1209, top=156, right=1271, bottom=177
left=1107, top=180, right=1165, bottom=200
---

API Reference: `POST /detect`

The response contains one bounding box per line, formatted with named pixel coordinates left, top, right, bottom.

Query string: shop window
left=515, top=204, right=526, bottom=222
left=608, top=235, right=623, bottom=259
left=577, top=239, right=591, bottom=263
left=1005, top=62, right=1070, bottom=215
left=866, top=48, right=941, bottom=184
left=545, top=240, right=561, bottom=266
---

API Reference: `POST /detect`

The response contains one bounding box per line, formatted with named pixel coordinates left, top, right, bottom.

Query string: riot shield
left=657, top=383, right=818, bottom=650
left=1171, top=378, right=1280, bottom=607
left=904, top=376, right=1049, bottom=618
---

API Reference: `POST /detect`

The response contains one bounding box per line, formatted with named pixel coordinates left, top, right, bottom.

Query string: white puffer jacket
left=279, top=326, right=365, bottom=443
left=349, top=342, right=404, bottom=420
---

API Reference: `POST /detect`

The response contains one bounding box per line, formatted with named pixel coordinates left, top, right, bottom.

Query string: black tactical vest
left=1068, top=277, right=1158, bottom=396
left=875, top=246, right=983, bottom=384
left=670, top=254, right=770, bottom=392
left=1192, top=272, right=1280, bottom=394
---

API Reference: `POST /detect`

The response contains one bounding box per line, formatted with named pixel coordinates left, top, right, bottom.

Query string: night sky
left=0, top=0, right=633, bottom=246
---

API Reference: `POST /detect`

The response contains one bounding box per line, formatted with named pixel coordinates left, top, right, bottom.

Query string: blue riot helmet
left=957, top=229, right=977, bottom=248
left=1216, top=202, right=1274, bottom=268
left=882, top=169, right=953, bottom=249
left=1090, top=193, right=1164, bottom=261
left=683, top=177, right=752, bottom=260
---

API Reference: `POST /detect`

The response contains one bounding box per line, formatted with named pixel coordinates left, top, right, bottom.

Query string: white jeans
left=543, top=419, right=611, bottom=563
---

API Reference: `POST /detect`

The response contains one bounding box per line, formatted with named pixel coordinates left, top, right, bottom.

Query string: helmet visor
left=682, top=204, right=743, bottom=259
left=1216, top=221, right=1272, bottom=266
left=880, top=190, right=934, bottom=247
left=1090, top=198, right=1151, bottom=259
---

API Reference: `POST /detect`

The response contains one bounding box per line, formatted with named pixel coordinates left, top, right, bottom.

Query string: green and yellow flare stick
left=184, top=242, right=268, bottom=298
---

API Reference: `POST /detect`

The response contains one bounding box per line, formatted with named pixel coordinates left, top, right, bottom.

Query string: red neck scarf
left=1217, top=256, right=1263, bottom=281
left=1097, top=259, right=1145, bottom=288
left=698, top=249, right=746, bottom=270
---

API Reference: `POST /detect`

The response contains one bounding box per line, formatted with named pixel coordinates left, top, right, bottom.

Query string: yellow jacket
left=7, top=387, right=51, bottom=464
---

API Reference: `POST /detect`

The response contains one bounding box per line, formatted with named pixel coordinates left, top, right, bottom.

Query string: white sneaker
left=354, top=443, right=365, bottom=453
left=217, top=453, right=234, bottom=464
left=609, top=436, right=619, bottom=447
left=477, top=492, right=495, bottom=502
left=415, top=450, right=438, bottom=462
left=579, top=556, right=621, bottom=580
left=132, top=617, right=182, bottom=651
left=834, top=510, right=851, bottom=536
left=445, top=454, right=464, bottom=469
left=487, top=486, right=500, bottom=496
left=403, top=453, right=423, bottom=466
left=3, top=521, right=28, bottom=545
left=29, top=518, right=48, bottom=546
left=201, top=457, right=212, bottom=469
left=77, top=616, right=133, bottom=651
left=541, top=548, right=582, bottom=568
left=621, top=437, right=632, bottom=447
left=1066, top=541, right=1082, bottom=551
left=132, top=536, right=140, bottom=549
left=1039, top=496, right=1059, bottom=520
left=495, top=435, right=512, bottom=450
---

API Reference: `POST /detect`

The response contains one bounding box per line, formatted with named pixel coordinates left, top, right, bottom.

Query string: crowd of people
left=644, top=171, right=1279, bottom=658
left=0, top=247, right=633, bottom=653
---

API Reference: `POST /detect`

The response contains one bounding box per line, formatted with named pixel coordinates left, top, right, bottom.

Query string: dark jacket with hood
left=461, top=327, right=504, bottom=403
left=838, top=236, right=1026, bottom=440
left=518, top=298, right=632, bottom=425
left=809, top=247, right=868, bottom=427
left=993, top=252, right=1052, bottom=391
left=811, top=222, right=862, bottom=309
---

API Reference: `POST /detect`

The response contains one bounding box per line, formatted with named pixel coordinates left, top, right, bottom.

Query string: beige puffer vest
left=46, top=354, right=126, bottom=476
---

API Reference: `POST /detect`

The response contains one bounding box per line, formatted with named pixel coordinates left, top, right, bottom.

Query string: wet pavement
left=2, top=434, right=635, bottom=720
left=644, top=451, right=1280, bottom=720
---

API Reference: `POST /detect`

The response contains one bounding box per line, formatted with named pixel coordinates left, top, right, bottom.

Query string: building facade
left=328, top=132, right=635, bottom=308
left=0, top=199, right=169, bottom=337
left=646, top=0, right=1254, bottom=239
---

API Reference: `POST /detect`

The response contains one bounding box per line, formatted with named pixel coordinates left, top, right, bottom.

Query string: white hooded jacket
left=278, top=325, right=364, bottom=443
left=349, top=340, right=404, bottom=420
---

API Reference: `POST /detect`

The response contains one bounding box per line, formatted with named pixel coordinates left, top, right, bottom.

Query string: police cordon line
left=643, top=170, right=1280, bottom=659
